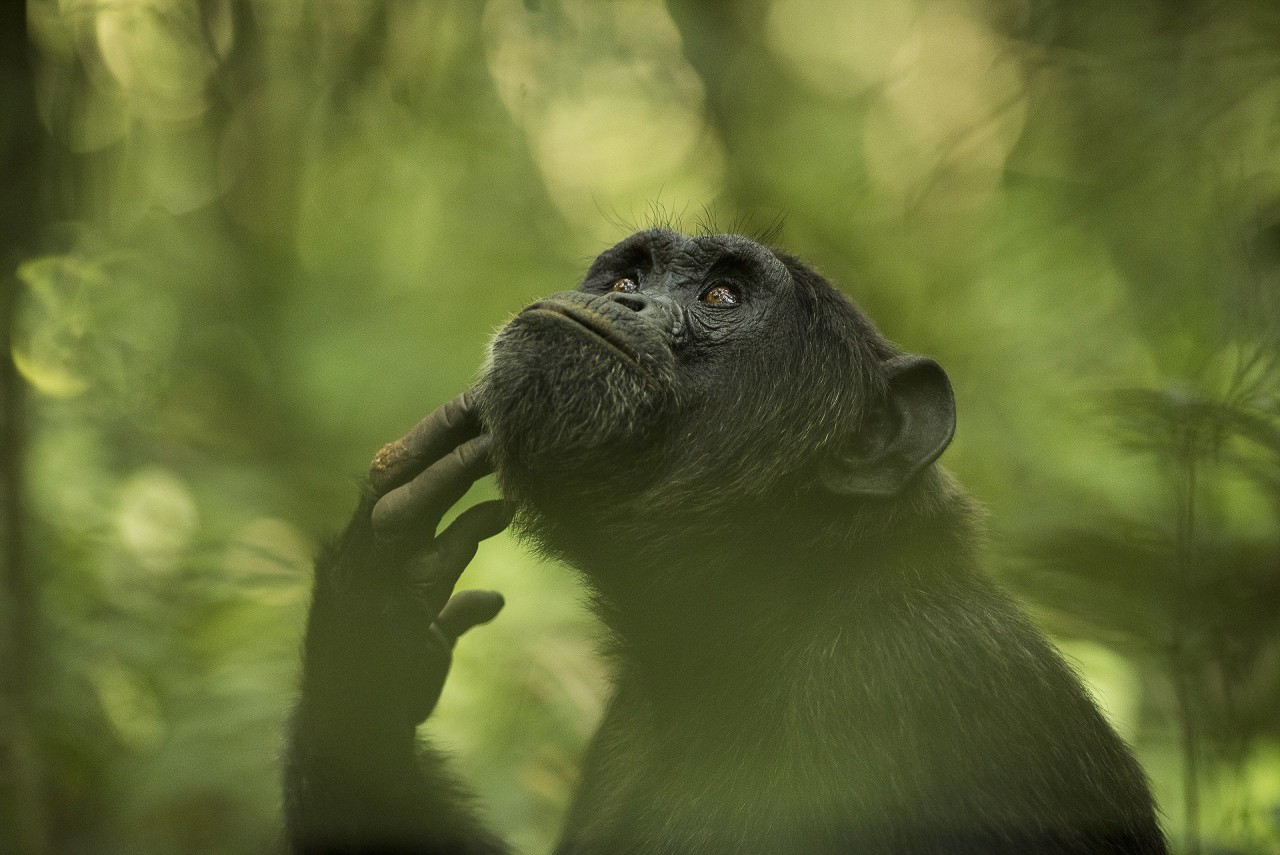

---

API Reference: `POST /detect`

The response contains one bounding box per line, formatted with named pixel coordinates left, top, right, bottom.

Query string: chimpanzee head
left=473, top=229, right=955, bottom=550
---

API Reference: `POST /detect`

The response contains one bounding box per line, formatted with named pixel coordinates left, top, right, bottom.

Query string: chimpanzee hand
left=305, top=392, right=510, bottom=730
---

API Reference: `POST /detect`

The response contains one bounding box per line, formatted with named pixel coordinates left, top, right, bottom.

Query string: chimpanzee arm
left=285, top=393, right=513, bottom=854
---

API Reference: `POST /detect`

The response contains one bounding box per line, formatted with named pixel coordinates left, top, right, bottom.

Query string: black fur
left=286, top=229, right=1167, bottom=854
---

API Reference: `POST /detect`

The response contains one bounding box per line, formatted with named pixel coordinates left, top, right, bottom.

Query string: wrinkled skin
left=285, top=230, right=1167, bottom=855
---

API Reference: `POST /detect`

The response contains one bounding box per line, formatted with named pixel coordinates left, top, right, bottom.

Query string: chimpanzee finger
left=401, top=501, right=512, bottom=616
left=435, top=590, right=505, bottom=645
left=369, top=391, right=482, bottom=496
left=371, top=434, right=494, bottom=541
left=436, top=500, right=514, bottom=560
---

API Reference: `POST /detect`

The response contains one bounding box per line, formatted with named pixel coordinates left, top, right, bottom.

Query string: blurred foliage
left=1, top=0, right=1279, bottom=852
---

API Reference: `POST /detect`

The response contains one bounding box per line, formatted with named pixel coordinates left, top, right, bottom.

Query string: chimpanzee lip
left=524, top=302, right=643, bottom=366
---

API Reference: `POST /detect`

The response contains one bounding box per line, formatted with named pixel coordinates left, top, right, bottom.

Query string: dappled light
left=484, top=0, right=723, bottom=233
left=1, top=0, right=1278, bottom=852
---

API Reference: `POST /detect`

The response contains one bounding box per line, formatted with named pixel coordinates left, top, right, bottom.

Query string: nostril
left=607, top=292, right=649, bottom=313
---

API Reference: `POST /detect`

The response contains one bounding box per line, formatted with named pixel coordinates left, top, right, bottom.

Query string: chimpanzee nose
left=603, top=291, right=685, bottom=338
left=605, top=291, right=650, bottom=313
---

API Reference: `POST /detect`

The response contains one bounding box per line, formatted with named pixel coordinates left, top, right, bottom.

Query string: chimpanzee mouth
left=524, top=303, right=642, bottom=365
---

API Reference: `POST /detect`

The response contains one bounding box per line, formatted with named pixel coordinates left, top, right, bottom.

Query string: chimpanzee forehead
left=591, top=229, right=790, bottom=286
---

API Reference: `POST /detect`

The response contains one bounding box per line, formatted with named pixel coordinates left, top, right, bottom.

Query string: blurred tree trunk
left=665, top=0, right=771, bottom=211
left=0, top=1, right=50, bottom=853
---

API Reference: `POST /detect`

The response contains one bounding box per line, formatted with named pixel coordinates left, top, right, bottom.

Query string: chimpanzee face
left=474, top=229, right=899, bottom=530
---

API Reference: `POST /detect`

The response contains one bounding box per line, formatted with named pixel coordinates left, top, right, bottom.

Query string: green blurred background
left=2, top=0, right=1279, bottom=852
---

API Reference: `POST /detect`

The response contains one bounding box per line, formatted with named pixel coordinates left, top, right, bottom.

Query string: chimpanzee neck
left=560, top=470, right=984, bottom=689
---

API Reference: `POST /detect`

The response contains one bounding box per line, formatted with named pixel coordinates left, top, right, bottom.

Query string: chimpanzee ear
left=820, top=355, right=956, bottom=497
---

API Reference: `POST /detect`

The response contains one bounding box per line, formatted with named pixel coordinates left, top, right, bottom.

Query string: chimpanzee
left=285, top=229, right=1168, bottom=854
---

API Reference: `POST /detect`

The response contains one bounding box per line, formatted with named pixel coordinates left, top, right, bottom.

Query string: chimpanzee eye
left=610, top=278, right=639, bottom=294
left=702, top=284, right=739, bottom=305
